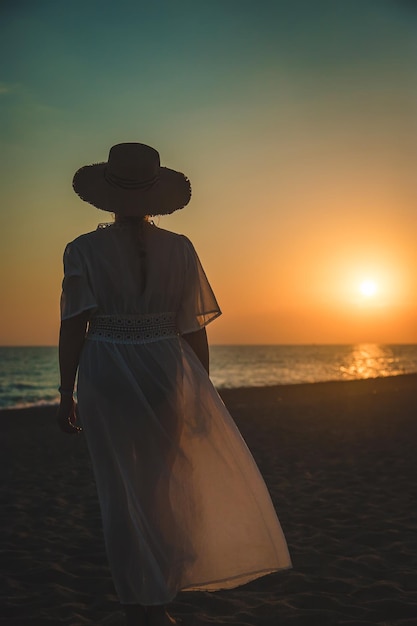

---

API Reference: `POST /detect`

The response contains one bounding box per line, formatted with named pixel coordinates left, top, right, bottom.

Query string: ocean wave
left=0, top=399, right=59, bottom=411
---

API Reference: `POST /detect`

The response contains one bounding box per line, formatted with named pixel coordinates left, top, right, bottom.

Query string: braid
left=114, top=214, right=147, bottom=294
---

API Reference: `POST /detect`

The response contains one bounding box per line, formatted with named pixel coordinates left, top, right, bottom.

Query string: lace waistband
left=86, top=313, right=178, bottom=345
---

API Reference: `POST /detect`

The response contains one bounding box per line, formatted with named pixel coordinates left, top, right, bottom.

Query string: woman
left=57, top=143, right=291, bottom=626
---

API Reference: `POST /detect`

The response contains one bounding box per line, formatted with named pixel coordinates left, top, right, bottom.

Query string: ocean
left=1, top=344, right=416, bottom=410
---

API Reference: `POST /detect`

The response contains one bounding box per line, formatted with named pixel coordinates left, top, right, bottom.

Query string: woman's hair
left=114, top=214, right=148, bottom=293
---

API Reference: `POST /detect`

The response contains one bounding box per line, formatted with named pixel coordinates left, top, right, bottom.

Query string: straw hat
left=72, top=143, right=191, bottom=216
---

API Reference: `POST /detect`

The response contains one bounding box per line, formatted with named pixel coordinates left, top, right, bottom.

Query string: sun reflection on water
left=339, top=344, right=402, bottom=380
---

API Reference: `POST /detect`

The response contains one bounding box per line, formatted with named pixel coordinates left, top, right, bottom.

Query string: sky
left=1, top=0, right=416, bottom=345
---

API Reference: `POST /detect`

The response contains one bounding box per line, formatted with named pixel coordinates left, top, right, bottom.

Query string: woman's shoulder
left=147, top=223, right=193, bottom=247
left=66, top=223, right=118, bottom=247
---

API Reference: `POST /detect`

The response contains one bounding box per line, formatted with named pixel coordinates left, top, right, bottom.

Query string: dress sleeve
left=177, top=236, right=222, bottom=335
left=60, top=241, right=98, bottom=321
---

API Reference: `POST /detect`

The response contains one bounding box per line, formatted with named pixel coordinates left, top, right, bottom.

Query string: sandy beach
left=2, top=374, right=417, bottom=626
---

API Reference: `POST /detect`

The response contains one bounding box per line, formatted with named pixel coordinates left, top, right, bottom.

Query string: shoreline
left=1, top=371, right=417, bottom=416
left=2, top=373, right=417, bottom=624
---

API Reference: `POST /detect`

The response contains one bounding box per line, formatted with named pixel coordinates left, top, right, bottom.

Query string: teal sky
left=1, top=0, right=416, bottom=344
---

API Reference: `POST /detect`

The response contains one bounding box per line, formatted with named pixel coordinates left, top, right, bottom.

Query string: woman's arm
left=57, top=311, right=90, bottom=434
left=182, top=327, right=209, bottom=374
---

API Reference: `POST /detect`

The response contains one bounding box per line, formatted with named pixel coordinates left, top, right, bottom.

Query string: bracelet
left=58, top=386, right=74, bottom=396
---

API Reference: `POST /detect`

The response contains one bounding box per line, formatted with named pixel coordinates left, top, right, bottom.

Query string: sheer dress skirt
left=77, top=314, right=291, bottom=605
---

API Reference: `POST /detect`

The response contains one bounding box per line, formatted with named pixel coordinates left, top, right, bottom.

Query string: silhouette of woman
left=57, top=143, right=291, bottom=626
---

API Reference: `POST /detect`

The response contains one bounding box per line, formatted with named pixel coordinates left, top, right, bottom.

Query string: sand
left=2, top=374, right=417, bottom=626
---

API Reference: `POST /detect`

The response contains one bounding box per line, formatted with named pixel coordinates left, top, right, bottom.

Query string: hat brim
left=72, top=162, right=191, bottom=216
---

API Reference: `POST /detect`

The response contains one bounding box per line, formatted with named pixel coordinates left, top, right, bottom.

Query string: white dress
left=61, top=221, right=291, bottom=605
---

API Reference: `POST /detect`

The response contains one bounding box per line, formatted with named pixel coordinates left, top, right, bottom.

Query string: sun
left=359, top=279, right=378, bottom=297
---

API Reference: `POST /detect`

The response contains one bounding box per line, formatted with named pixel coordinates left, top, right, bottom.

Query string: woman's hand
left=56, top=394, right=82, bottom=435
